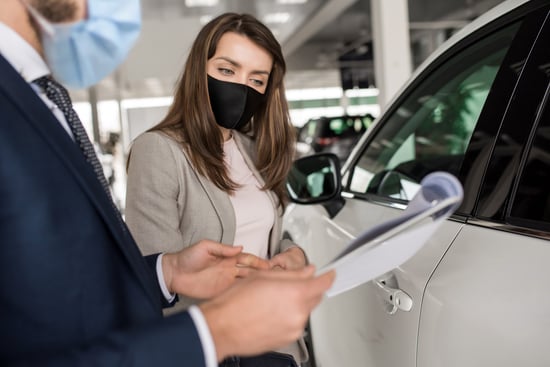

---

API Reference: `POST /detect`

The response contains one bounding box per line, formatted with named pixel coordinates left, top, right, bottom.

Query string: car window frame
left=475, top=5, right=550, bottom=234
left=341, top=1, right=550, bottom=218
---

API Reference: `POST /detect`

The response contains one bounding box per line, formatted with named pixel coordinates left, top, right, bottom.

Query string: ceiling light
left=276, top=0, right=308, bottom=3
left=263, top=12, right=291, bottom=24
left=185, top=0, right=218, bottom=7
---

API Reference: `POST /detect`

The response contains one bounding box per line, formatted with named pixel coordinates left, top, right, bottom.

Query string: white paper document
left=318, top=171, right=463, bottom=297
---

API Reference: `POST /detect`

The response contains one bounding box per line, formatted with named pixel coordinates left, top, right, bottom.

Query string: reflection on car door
left=418, top=9, right=550, bottom=366
left=283, top=7, right=543, bottom=366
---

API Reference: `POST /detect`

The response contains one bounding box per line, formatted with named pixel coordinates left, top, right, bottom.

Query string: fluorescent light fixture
left=263, top=12, right=290, bottom=24
left=286, top=87, right=343, bottom=101
left=121, top=97, right=174, bottom=109
left=277, top=0, right=308, bottom=3
left=185, top=0, right=218, bottom=7
left=345, top=88, right=379, bottom=98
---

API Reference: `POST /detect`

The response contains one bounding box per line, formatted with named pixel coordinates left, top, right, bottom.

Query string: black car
left=295, top=114, right=374, bottom=162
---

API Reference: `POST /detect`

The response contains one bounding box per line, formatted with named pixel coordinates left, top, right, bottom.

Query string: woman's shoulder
left=133, top=130, right=187, bottom=153
left=133, top=130, right=178, bottom=146
left=130, top=130, right=189, bottom=164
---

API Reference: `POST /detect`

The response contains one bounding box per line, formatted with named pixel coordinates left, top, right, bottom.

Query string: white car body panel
left=417, top=225, right=550, bottom=366
left=284, top=1, right=550, bottom=366
left=284, top=200, right=464, bottom=367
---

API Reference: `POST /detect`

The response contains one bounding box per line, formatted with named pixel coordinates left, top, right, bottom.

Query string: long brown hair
left=144, top=13, right=295, bottom=209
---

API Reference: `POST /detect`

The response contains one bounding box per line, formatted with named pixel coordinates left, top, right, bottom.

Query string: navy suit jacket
left=0, top=55, right=206, bottom=366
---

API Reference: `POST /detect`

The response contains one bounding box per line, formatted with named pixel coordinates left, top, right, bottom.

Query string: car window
left=325, top=118, right=346, bottom=136
left=299, top=119, right=318, bottom=142
left=348, top=21, right=520, bottom=201
left=509, top=94, right=550, bottom=228
left=507, top=34, right=550, bottom=231
left=344, top=115, right=372, bottom=136
left=318, top=116, right=368, bottom=138
left=469, top=5, right=550, bottom=223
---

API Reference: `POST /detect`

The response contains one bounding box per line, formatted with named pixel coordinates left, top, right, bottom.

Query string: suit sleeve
left=144, top=253, right=179, bottom=308
left=125, top=132, right=186, bottom=255
left=5, top=312, right=206, bottom=367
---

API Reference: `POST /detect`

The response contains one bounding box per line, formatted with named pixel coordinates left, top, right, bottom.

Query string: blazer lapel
left=0, top=55, right=159, bottom=309
left=176, top=140, right=237, bottom=244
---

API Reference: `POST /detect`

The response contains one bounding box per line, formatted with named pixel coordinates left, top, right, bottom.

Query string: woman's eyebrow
left=213, top=56, right=240, bottom=67
left=214, top=56, right=270, bottom=76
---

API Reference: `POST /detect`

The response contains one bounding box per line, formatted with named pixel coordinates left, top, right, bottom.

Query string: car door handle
left=374, top=279, right=413, bottom=314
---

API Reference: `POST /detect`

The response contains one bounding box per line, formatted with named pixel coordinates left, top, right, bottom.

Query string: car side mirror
left=286, top=153, right=341, bottom=204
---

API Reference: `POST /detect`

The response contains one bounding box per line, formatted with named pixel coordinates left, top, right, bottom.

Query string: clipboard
left=317, top=171, right=463, bottom=297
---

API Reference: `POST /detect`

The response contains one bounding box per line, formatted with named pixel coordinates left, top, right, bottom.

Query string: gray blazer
left=125, top=130, right=296, bottom=258
left=125, top=130, right=307, bottom=362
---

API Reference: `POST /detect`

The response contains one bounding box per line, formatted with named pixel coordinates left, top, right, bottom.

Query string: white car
left=283, top=1, right=550, bottom=366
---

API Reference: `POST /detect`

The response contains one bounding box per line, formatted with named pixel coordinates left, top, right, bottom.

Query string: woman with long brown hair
left=125, top=12, right=307, bottom=367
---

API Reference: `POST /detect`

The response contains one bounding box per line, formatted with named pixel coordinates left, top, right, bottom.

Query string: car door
left=417, top=7, right=550, bottom=366
left=283, top=3, right=547, bottom=367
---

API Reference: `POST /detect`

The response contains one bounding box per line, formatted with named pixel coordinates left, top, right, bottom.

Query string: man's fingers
left=308, top=270, right=336, bottom=300
left=302, top=269, right=336, bottom=308
left=237, top=253, right=270, bottom=270
left=311, top=269, right=336, bottom=290
left=254, top=265, right=317, bottom=280
left=207, top=243, right=243, bottom=258
left=235, top=266, right=251, bottom=278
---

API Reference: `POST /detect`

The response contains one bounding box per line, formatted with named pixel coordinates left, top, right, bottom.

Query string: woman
left=125, top=13, right=308, bottom=366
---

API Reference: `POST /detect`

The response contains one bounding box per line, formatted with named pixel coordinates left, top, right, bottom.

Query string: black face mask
left=207, top=75, right=266, bottom=130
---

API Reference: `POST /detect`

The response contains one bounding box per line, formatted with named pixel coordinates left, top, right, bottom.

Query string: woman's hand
left=268, top=246, right=307, bottom=271
left=162, top=240, right=270, bottom=299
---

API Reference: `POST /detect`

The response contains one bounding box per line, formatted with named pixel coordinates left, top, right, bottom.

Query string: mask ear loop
left=19, top=0, right=55, bottom=37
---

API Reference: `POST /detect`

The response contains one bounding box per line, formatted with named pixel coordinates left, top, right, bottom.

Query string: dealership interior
left=8, top=0, right=550, bottom=365
left=67, top=0, right=506, bottom=210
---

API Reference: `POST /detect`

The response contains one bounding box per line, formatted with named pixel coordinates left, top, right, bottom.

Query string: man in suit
left=0, top=1, right=335, bottom=366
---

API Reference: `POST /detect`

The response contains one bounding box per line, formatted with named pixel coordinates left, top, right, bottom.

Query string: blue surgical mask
left=24, top=0, right=141, bottom=89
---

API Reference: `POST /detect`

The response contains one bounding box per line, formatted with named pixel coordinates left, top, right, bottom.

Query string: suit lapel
left=0, top=55, right=159, bottom=309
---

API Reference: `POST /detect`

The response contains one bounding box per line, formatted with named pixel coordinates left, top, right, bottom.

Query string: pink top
left=224, top=137, right=274, bottom=259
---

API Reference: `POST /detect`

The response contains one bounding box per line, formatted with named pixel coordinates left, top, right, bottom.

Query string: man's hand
left=200, top=266, right=336, bottom=361
left=162, top=240, right=270, bottom=299
left=268, top=246, right=307, bottom=270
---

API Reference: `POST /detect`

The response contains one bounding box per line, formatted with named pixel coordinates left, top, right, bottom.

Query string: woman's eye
left=219, top=68, right=234, bottom=75
left=251, top=79, right=264, bottom=86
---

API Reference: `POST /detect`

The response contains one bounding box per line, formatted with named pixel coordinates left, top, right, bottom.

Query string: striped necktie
left=34, top=76, right=112, bottom=200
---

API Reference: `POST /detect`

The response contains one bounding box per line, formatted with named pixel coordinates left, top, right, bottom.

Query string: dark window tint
left=476, top=5, right=550, bottom=222
left=509, top=84, right=550, bottom=228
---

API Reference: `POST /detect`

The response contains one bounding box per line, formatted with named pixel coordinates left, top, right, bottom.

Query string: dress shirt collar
left=0, top=21, right=50, bottom=82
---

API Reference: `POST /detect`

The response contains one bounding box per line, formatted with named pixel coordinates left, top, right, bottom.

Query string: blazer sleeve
left=125, top=132, right=186, bottom=255
left=6, top=311, right=207, bottom=367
